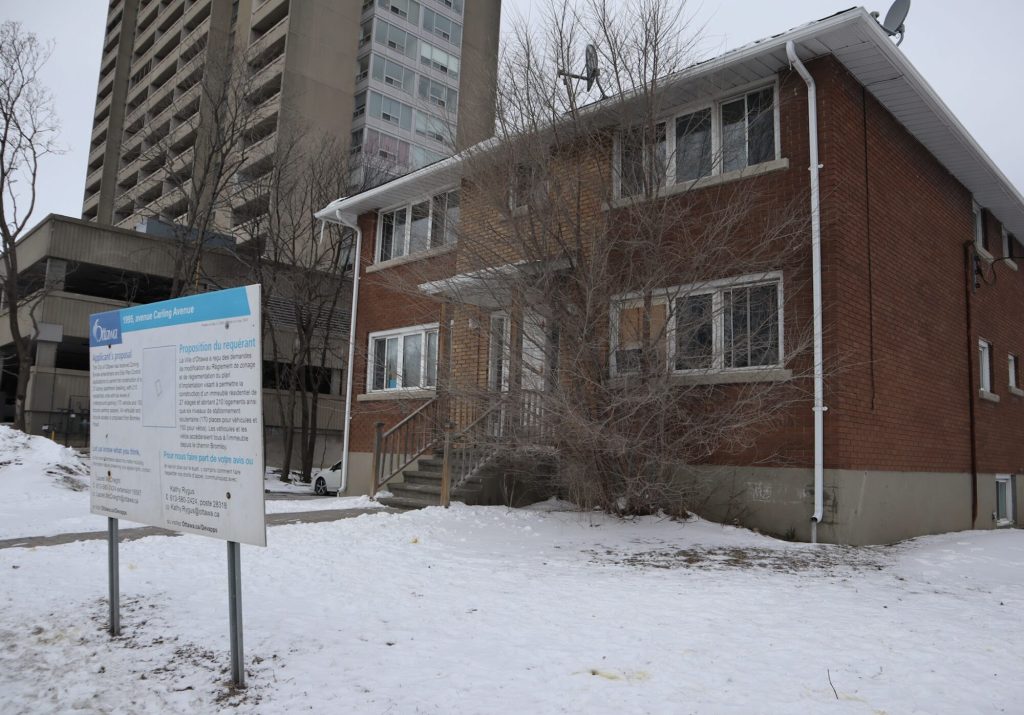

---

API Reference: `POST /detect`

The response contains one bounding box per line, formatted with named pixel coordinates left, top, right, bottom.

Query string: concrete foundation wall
left=682, top=466, right=999, bottom=545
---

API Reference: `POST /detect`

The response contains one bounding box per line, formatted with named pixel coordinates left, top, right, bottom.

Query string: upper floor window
left=611, top=273, right=783, bottom=376
left=423, top=8, right=462, bottom=46
left=415, top=111, right=449, bottom=143
left=377, top=188, right=460, bottom=262
left=372, top=54, right=416, bottom=95
left=437, top=0, right=463, bottom=15
left=418, top=76, right=458, bottom=110
left=1002, top=227, right=1019, bottom=265
left=616, top=83, right=778, bottom=199
left=378, top=0, right=420, bottom=25
left=420, top=41, right=460, bottom=79
left=1009, top=353, right=1020, bottom=390
left=979, top=339, right=993, bottom=394
left=973, top=201, right=990, bottom=256
left=374, top=19, right=419, bottom=61
left=368, top=91, right=413, bottom=131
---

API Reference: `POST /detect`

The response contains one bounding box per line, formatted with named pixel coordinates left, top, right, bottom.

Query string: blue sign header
left=89, top=287, right=252, bottom=347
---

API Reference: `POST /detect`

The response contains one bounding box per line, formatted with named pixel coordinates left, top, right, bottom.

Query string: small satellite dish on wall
left=877, top=0, right=910, bottom=45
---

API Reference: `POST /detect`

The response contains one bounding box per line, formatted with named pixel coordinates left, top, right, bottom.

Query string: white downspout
left=336, top=213, right=362, bottom=495
left=787, top=40, right=826, bottom=544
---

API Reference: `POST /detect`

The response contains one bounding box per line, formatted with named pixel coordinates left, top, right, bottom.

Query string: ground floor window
left=368, top=324, right=439, bottom=391
left=611, top=273, right=784, bottom=376
left=995, top=475, right=1015, bottom=527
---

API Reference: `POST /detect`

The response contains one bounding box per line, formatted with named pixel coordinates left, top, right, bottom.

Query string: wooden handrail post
left=440, top=420, right=453, bottom=508
left=370, top=421, right=385, bottom=495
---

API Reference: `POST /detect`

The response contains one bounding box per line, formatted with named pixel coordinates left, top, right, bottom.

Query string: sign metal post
left=107, top=517, right=120, bottom=636
left=227, top=540, right=245, bottom=688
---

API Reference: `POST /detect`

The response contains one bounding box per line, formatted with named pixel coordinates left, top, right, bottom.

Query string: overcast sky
left=2, top=0, right=1021, bottom=226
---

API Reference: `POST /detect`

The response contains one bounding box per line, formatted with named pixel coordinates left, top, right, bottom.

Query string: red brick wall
left=345, top=211, right=453, bottom=452
left=818, top=56, right=1024, bottom=475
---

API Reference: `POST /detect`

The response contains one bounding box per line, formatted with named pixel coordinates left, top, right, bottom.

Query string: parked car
left=312, top=460, right=343, bottom=496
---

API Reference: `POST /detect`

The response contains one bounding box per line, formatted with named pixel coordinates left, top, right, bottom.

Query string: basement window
left=995, top=475, right=1015, bottom=527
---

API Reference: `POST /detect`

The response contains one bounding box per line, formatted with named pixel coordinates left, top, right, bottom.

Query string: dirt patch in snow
left=583, top=544, right=889, bottom=573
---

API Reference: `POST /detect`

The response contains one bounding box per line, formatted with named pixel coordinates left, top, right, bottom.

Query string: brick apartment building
left=316, top=8, right=1024, bottom=545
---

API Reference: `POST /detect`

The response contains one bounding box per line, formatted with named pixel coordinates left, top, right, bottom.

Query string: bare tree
left=0, top=22, right=62, bottom=430
left=234, top=130, right=377, bottom=481
left=392, top=0, right=814, bottom=515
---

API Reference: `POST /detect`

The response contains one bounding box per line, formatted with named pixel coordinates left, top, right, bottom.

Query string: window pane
left=372, top=338, right=387, bottom=390
left=425, top=331, right=438, bottom=387
left=617, top=302, right=666, bottom=372
left=619, top=127, right=644, bottom=198
left=385, top=337, right=400, bottom=388
left=652, top=123, right=667, bottom=187
left=380, top=211, right=395, bottom=261
left=431, top=194, right=447, bottom=248
left=996, top=481, right=1007, bottom=521
left=391, top=208, right=407, bottom=258
left=748, top=284, right=779, bottom=366
left=725, top=288, right=750, bottom=368
left=746, top=88, right=775, bottom=166
left=445, top=190, right=459, bottom=244
left=675, top=109, right=712, bottom=182
left=722, top=98, right=747, bottom=173
left=490, top=316, right=507, bottom=390
left=402, top=334, right=422, bottom=387
left=409, top=201, right=430, bottom=254
left=675, top=294, right=713, bottom=369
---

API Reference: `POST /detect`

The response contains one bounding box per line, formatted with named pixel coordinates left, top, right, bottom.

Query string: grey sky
left=3, top=0, right=1022, bottom=226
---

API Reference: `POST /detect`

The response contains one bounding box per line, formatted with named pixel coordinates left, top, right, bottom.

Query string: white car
left=312, top=460, right=344, bottom=496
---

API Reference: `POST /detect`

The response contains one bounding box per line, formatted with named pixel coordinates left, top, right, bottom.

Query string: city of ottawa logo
left=91, top=315, right=121, bottom=346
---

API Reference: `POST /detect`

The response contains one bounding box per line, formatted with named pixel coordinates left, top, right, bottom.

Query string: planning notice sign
left=89, top=286, right=266, bottom=547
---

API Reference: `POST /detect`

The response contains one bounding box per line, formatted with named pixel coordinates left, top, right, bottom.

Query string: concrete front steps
left=377, top=453, right=485, bottom=510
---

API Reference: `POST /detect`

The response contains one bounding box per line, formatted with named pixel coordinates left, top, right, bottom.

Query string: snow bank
left=0, top=426, right=99, bottom=539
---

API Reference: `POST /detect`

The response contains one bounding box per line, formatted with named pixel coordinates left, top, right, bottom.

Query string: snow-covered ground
left=2, top=503, right=1022, bottom=714
left=0, top=426, right=104, bottom=539
left=0, top=429, right=383, bottom=540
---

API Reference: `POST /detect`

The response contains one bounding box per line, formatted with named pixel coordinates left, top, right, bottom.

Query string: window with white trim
left=415, top=111, right=449, bottom=143
left=1009, top=353, right=1020, bottom=390
left=377, top=188, right=459, bottom=262
left=973, top=201, right=989, bottom=255
left=423, top=7, right=462, bottom=45
left=1002, top=227, right=1019, bottom=264
left=369, top=324, right=439, bottom=391
left=378, top=0, right=420, bottom=24
left=995, top=475, right=1015, bottom=526
left=979, top=339, right=993, bottom=393
left=616, top=84, right=778, bottom=198
left=611, top=274, right=783, bottom=375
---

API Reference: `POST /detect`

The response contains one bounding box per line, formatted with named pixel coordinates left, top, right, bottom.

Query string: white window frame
left=1001, top=227, right=1018, bottom=269
left=979, top=338, right=993, bottom=394
left=613, top=79, right=781, bottom=199
left=488, top=312, right=511, bottom=392
left=973, top=200, right=993, bottom=259
left=423, top=7, right=462, bottom=46
left=375, top=186, right=459, bottom=263
left=610, top=272, right=785, bottom=377
left=1009, top=353, right=1020, bottom=390
left=995, top=474, right=1014, bottom=527
left=366, top=323, right=439, bottom=392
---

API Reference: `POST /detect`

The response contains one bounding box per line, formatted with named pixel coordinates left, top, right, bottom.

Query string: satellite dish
left=881, top=0, right=910, bottom=36
left=585, top=44, right=600, bottom=91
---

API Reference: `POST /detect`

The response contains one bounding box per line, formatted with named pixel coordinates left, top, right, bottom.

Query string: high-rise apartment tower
left=83, top=0, right=500, bottom=232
